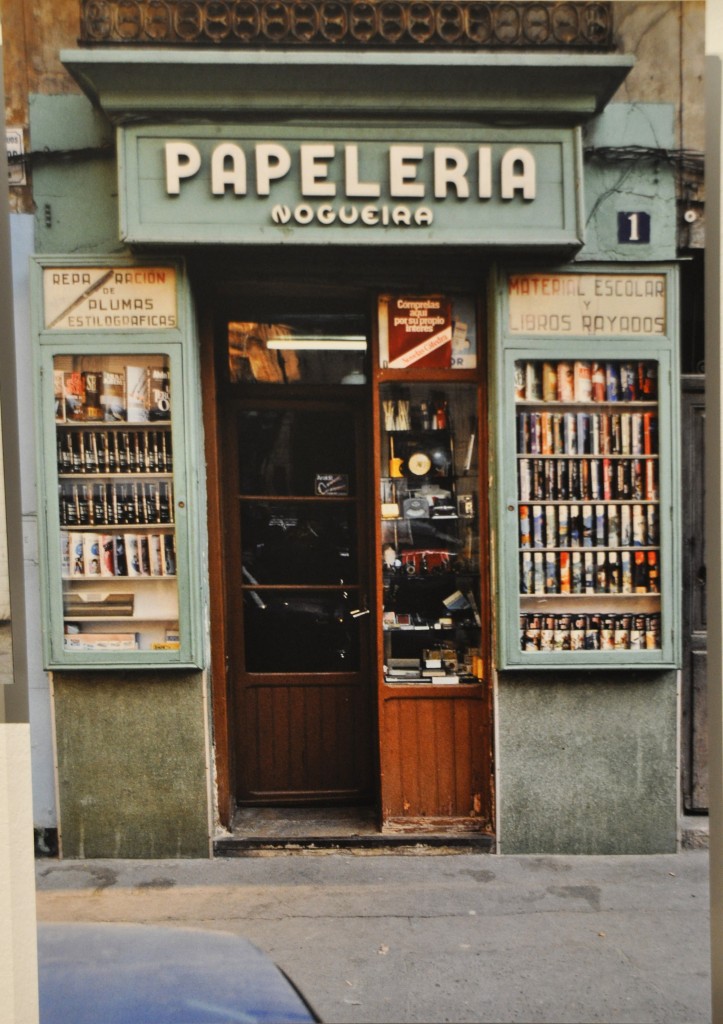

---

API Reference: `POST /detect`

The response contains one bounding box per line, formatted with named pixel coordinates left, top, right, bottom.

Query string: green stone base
left=53, top=672, right=210, bottom=859
left=497, top=671, right=678, bottom=855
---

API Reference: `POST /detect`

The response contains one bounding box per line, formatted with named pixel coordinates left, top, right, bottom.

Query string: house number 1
left=618, top=211, right=651, bottom=244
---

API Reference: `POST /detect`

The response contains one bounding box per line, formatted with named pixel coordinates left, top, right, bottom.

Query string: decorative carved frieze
left=80, top=1, right=613, bottom=48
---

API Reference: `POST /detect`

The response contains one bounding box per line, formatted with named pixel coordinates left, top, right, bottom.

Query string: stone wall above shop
left=4, top=2, right=705, bottom=232
left=580, top=102, right=678, bottom=262
left=610, top=2, right=704, bottom=248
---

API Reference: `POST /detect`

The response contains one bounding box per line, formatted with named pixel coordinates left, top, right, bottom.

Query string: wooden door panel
left=241, top=682, right=371, bottom=800
left=225, top=392, right=375, bottom=806
left=381, top=691, right=491, bottom=827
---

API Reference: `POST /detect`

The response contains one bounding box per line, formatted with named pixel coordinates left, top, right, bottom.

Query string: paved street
left=36, top=849, right=710, bottom=1023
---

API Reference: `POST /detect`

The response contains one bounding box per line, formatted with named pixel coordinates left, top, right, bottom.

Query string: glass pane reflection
left=228, top=314, right=367, bottom=386
left=242, top=501, right=357, bottom=585
left=243, top=589, right=360, bottom=672
left=238, top=410, right=357, bottom=497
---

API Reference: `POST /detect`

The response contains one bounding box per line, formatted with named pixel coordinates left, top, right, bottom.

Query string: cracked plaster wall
left=580, top=102, right=678, bottom=261
left=611, top=1, right=705, bottom=247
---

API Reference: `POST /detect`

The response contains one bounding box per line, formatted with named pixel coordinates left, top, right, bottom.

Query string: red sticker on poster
left=387, top=297, right=452, bottom=369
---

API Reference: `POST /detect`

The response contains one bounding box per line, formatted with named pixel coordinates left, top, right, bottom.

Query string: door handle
left=350, top=592, right=370, bottom=618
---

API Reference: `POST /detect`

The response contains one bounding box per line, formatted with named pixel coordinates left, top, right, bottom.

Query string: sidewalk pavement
left=35, top=849, right=711, bottom=1024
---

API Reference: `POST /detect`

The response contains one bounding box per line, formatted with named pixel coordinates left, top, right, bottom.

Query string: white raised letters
left=166, top=142, right=202, bottom=194
left=164, top=140, right=540, bottom=228
left=478, top=147, right=492, bottom=199
left=300, top=144, right=336, bottom=197
left=500, top=147, right=536, bottom=200
left=344, top=145, right=381, bottom=198
left=389, top=145, right=425, bottom=199
left=211, top=143, right=247, bottom=195
left=255, top=143, right=292, bottom=196
left=433, top=147, right=469, bottom=199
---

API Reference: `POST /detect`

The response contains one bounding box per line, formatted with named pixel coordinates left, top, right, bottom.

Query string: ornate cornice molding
left=80, top=1, right=614, bottom=49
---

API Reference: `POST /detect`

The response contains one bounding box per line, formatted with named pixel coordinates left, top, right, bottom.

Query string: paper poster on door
left=383, top=296, right=452, bottom=369
left=378, top=295, right=476, bottom=369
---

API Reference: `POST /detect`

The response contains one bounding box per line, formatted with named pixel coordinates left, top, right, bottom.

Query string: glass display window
left=227, top=313, right=368, bottom=386
left=495, top=265, right=680, bottom=669
left=32, top=257, right=202, bottom=670
left=53, top=352, right=181, bottom=657
left=514, top=357, right=661, bottom=654
left=373, top=290, right=492, bottom=828
left=378, top=381, right=483, bottom=685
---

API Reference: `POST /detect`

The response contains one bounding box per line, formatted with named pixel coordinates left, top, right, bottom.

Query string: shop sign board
left=507, top=272, right=667, bottom=336
left=119, top=125, right=582, bottom=248
left=42, top=266, right=178, bottom=331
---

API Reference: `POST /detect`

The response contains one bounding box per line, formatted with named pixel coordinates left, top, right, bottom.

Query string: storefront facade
left=7, top=1, right=704, bottom=857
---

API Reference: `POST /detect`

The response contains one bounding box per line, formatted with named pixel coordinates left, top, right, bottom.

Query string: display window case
left=494, top=266, right=680, bottom=669
left=378, top=381, right=483, bottom=686
left=32, top=259, right=202, bottom=669
left=54, top=352, right=179, bottom=655
left=373, top=292, right=492, bottom=830
left=375, top=293, right=485, bottom=688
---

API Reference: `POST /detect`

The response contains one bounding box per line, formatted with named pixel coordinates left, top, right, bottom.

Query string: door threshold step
left=213, top=833, right=495, bottom=855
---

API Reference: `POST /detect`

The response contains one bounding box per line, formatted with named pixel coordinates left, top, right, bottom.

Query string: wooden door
left=681, top=375, right=707, bottom=811
left=225, top=397, right=375, bottom=805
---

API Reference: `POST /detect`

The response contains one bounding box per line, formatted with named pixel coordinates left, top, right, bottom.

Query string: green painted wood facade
left=493, top=263, right=681, bottom=670
left=118, top=123, right=583, bottom=249
left=31, top=255, right=206, bottom=671
left=17, top=42, right=685, bottom=854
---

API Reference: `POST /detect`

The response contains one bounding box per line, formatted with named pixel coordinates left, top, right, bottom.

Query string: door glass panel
left=238, top=409, right=357, bottom=496
left=237, top=403, right=365, bottom=674
left=243, top=589, right=361, bottom=672
left=228, top=314, right=367, bottom=385
left=241, top=501, right=357, bottom=585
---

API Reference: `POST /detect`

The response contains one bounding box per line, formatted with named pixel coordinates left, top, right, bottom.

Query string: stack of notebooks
left=63, top=591, right=134, bottom=618
left=385, top=657, right=464, bottom=685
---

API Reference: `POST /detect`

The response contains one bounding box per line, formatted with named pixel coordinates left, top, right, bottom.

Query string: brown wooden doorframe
left=199, top=271, right=493, bottom=831
left=200, top=304, right=235, bottom=828
left=203, top=292, right=379, bottom=818
left=223, top=394, right=376, bottom=805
